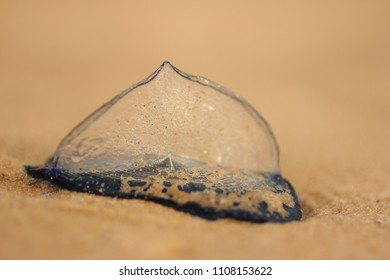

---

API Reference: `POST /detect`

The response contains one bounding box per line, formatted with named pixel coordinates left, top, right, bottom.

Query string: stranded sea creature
left=25, top=61, right=302, bottom=223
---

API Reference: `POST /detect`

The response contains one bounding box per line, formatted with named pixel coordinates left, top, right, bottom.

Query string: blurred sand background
left=0, top=0, right=389, bottom=259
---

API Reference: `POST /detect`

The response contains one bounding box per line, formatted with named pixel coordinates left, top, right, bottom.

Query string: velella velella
left=25, top=61, right=302, bottom=223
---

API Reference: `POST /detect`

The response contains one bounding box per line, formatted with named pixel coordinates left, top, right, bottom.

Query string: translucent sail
left=54, top=61, right=279, bottom=174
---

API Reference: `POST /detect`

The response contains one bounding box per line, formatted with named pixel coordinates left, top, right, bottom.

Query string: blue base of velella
left=25, top=164, right=302, bottom=223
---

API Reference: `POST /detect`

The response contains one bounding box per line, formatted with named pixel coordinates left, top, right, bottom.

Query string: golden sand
left=0, top=1, right=389, bottom=259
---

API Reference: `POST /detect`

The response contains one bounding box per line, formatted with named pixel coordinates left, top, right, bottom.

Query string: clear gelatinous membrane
left=25, top=62, right=301, bottom=223
left=56, top=62, right=279, bottom=173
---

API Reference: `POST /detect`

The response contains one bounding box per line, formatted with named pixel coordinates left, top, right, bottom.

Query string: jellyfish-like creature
left=25, top=61, right=301, bottom=223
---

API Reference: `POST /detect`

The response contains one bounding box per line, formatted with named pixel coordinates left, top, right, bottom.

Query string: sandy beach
left=0, top=1, right=389, bottom=259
